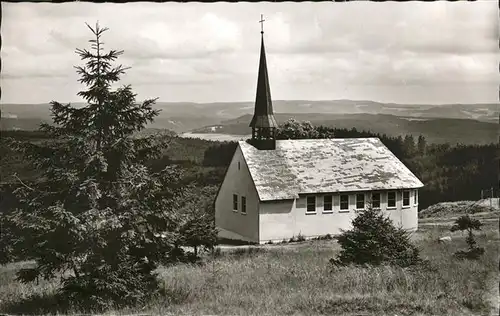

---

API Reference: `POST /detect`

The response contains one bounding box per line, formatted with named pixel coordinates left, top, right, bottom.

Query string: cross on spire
left=249, top=13, right=278, bottom=150
left=259, top=14, right=265, bottom=34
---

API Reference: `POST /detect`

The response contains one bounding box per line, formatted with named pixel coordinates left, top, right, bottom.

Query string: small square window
left=233, top=194, right=238, bottom=211
left=356, top=193, right=365, bottom=209
left=387, top=191, right=396, bottom=208
left=403, top=190, right=410, bottom=207
left=306, top=196, right=316, bottom=213
left=241, top=196, right=246, bottom=214
left=340, top=194, right=349, bottom=211
left=371, top=192, right=381, bottom=209
left=323, top=195, right=333, bottom=211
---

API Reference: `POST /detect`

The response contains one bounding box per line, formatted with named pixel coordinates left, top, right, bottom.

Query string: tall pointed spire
left=249, top=14, right=278, bottom=150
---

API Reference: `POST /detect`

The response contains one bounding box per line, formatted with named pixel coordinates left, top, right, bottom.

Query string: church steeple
left=249, top=14, right=278, bottom=150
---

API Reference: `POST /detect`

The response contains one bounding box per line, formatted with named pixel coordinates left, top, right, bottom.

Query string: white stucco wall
left=384, top=190, right=419, bottom=231
left=259, top=189, right=419, bottom=243
left=215, top=145, right=260, bottom=243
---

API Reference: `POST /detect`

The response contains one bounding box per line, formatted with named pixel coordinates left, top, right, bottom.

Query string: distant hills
left=2, top=100, right=498, bottom=145
left=194, top=113, right=499, bottom=145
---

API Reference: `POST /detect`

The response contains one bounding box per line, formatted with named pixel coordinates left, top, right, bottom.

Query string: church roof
left=239, top=138, right=424, bottom=201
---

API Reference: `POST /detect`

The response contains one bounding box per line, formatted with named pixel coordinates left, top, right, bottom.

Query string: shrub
left=296, top=233, right=306, bottom=242
left=330, top=206, right=424, bottom=268
left=316, top=234, right=334, bottom=241
left=450, top=215, right=485, bottom=260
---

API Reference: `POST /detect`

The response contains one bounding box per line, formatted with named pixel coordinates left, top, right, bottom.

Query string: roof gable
left=239, top=138, right=424, bottom=201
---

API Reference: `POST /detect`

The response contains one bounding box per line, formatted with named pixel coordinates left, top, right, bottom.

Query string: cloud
left=1, top=73, right=69, bottom=80
left=123, top=59, right=234, bottom=86
left=117, top=13, right=242, bottom=60
left=1, top=47, right=77, bottom=80
left=265, top=1, right=497, bottom=56
left=2, top=1, right=498, bottom=104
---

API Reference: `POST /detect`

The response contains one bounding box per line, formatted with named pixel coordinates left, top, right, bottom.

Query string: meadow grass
left=1, top=217, right=498, bottom=315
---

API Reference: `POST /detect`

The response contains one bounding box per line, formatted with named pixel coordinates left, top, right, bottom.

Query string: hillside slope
left=194, top=113, right=498, bottom=145
left=2, top=101, right=497, bottom=145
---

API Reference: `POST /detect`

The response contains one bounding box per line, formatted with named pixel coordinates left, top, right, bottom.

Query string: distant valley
left=2, top=100, right=498, bottom=145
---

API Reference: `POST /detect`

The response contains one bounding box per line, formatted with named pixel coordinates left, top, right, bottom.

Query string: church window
left=323, top=195, right=333, bottom=212
left=356, top=193, right=365, bottom=209
left=233, top=194, right=238, bottom=211
left=238, top=161, right=241, bottom=170
left=306, top=196, right=316, bottom=213
left=340, top=194, right=349, bottom=211
left=241, top=196, right=247, bottom=214
left=387, top=191, right=396, bottom=208
left=371, top=192, right=381, bottom=209
left=403, top=190, right=410, bottom=207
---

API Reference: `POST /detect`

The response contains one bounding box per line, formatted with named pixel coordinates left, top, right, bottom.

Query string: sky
left=2, top=1, right=498, bottom=105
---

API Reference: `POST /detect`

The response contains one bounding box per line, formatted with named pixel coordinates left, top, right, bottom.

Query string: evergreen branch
left=13, top=173, right=35, bottom=191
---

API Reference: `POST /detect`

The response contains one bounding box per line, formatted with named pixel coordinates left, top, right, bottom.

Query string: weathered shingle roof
left=239, top=138, right=424, bottom=201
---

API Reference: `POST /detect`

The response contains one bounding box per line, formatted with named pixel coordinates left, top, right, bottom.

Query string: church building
left=214, top=17, right=424, bottom=244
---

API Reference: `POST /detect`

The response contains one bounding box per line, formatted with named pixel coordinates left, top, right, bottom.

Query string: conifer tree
left=417, top=135, right=427, bottom=155
left=450, top=215, right=485, bottom=259
left=403, top=134, right=416, bottom=156
left=330, top=206, right=423, bottom=268
left=4, top=23, right=197, bottom=310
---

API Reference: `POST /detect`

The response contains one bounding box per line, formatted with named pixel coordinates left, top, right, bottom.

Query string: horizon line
left=2, top=99, right=497, bottom=106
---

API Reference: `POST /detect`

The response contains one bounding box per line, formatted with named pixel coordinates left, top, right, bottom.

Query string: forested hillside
left=194, top=113, right=498, bottom=145
left=2, top=124, right=497, bottom=213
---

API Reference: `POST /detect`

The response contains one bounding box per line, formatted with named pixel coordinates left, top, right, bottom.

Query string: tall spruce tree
left=403, top=134, right=416, bottom=156
left=417, top=135, right=427, bottom=155
left=5, top=23, right=194, bottom=310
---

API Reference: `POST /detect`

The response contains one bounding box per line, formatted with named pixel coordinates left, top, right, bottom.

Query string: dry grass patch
left=0, top=261, right=74, bottom=314
left=1, top=223, right=498, bottom=315
left=142, top=234, right=497, bottom=316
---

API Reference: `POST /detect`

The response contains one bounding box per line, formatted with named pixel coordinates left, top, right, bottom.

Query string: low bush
left=330, top=206, right=424, bottom=268
left=450, top=215, right=485, bottom=260
left=296, top=233, right=306, bottom=242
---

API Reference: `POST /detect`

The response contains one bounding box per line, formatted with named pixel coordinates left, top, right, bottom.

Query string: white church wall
left=383, top=190, right=419, bottom=231
left=259, top=194, right=357, bottom=242
left=258, top=189, right=419, bottom=243
left=215, top=145, right=260, bottom=243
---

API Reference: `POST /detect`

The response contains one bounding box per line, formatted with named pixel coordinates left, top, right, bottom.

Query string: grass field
left=1, top=212, right=498, bottom=316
